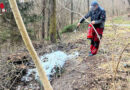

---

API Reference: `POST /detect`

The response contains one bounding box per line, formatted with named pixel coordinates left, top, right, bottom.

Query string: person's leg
left=91, top=41, right=100, bottom=55
left=90, top=39, right=94, bottom=51
left=89, top=30, right=95, bottom=56
left=89, top=28, right=103, bottom=56
left=91, top=33, right=103, bottom=55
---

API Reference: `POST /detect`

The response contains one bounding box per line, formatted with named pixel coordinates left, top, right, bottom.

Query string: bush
left=0, top=0, right=40, bottom=42
left=61, top=24, right=77, bottom=33
left=1, top=0, right=35, bottom=25
left=61, top=22, right=88, bottom=33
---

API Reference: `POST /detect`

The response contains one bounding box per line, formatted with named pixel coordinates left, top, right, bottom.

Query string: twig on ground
left=113, top=43, right=129, bottom=90
left=9, top=69, right=25, bottom=89
left=115, top=43, right=129, bottom=74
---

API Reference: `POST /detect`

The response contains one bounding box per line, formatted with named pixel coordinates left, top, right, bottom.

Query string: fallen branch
left=115, top=43, right=129, bottom=73
left=113, top=43, right=129, bottom=90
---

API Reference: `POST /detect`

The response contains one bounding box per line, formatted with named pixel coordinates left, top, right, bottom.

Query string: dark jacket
left=80, top=6, right=106, bottom=28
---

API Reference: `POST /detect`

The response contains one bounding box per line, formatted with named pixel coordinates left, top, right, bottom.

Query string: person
left=77, top=0, right=106, bottom=56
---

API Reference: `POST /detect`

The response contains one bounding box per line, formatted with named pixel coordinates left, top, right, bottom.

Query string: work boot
left=89, top=51, right=91, bottom=54
left=88, top=53, right=94, bottom=56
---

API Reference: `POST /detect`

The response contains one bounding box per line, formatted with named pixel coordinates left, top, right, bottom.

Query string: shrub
left=0, top=0, right=40, bottom=42
left=61, top=24, right=77, bottom=33
left=61, top=22, right=88, bottom=33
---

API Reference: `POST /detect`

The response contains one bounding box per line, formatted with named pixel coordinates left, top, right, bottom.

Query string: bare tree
left=71, top=0, right=74, bottom=24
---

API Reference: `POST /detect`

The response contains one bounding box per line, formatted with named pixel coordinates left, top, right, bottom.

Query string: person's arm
left=77, top=11, right=91, bottom=27
left=95, top=10, right=106, bottom=24
left=80, top=11, right=92, bottom=23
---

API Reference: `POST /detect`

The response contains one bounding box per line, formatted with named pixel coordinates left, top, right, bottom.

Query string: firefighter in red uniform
left=77, top=1, right=106, bottom=56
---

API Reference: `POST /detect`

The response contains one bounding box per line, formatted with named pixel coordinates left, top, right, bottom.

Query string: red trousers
left=90, top=28, right=103, bottom=55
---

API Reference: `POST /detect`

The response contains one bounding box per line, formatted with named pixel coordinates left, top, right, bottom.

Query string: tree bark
left=71, top=0, right=74, bottom=24
left=128, top=0, right=130, bottom=5
left=112, top=0, right=115, bottom=16
left=8, top=0, right=53, bottom=90
left=42, top=0, right=46, bottom=39
left=49, top=0, right=57, bottom=43
left=87, top=0, right=90, bottom=12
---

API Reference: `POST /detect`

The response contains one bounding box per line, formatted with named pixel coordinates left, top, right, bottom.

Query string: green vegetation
left=61, top=22, right=88, bottom=33
left=61, top=24, right=77, bottom=33
left=0, top=29, right=10, bottom=42
left=112, top=16, right=130, bottom=24
left=0, top=0, right=41, bottom=43
left=105, top=24, right=111, bottom=27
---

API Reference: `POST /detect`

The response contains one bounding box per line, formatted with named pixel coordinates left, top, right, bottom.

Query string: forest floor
left=0, top=15, right=130, bottom=90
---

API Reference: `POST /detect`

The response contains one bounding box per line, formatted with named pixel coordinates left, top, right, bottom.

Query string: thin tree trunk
left=42, top=0, right=46, bottom=39
left=47, top=4, right=50, bottom=38
left=44, top=0, right=49, bottom=39
left=71, top=0, right=74, bottom=24
left=49, top=0, right=57, bottom=43
left=87, top=0, right=90, bottom=12
left=128, top=0, right=130, bottom=5
left=8, top=0, right=53, bottom=90
left=112, top=0, right=115, bottom=16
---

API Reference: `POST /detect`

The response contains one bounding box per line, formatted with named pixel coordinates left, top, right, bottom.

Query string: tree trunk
left=112, top=0, right=115, bottom=16
left=71, top=0, right=74, bottom=24
left=41, top=0, right=46, bottom=39
left=43, top=0, right=50, bottom=39
left=87, top=0, right=90, bottom=12
left=49, top=0, right=57, bottom=43
left=128, top=0, right=130, bottom=5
